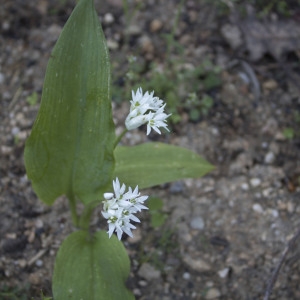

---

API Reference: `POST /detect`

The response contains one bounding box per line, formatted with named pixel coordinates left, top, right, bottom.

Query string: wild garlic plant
left=24, top=0, right=213, bottom=299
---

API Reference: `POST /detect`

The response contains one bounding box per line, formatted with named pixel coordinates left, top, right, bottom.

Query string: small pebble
left=150, top=19, right=163, bottom=32
left=18, top=259, right=27, bottom=268
left=241, top=183, right=249, bottom=191
left=139, top=35, right=154, bottom=54
left=183, top=272, right=191, bottom=280
left=190, top=216, right=205, bottom=230
left=138, top=280, right=147, bottom=287
left=169, top=181, right=184, bottom=193
left=269, top=209, right=279, bottom=218
left=103, top=13, right=114, bottom=25
left=205, top=287, right=221, bottom=299
left=287, top=201, right=295, bottom=213
left=264, top=151, right=275, bottom=164
left=263, top=79, right=278, bottom=90
left=11, top=126, right=20, bottom=136
left=211, top=127, right=219, bottom=136
left=250, top=178, right=261, bottom=187
left=183, top=256, right=211, bottom=272
left=262, top=188, right=272, bottom=197
left=218, top=267, right=230, bottom=278
left=133, top=288, right=142, bottom=296
left=252, top=203, right=264, bottom=214
left=126, top=25, right=141, bottom=36
left=107, top=39, right=119, bottom=50
left=35, top=259, right=43, bottom=267
left=138, top=263, right=161, bottom=280
left=1, top=146, right=13, bottom=155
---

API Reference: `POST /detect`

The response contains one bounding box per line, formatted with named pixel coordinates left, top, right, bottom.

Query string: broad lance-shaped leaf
left=114, top=142, right=214, bottom=188
left=52, top=230, right=134, bottom=300
left=24, top=0, right=115, bottom=205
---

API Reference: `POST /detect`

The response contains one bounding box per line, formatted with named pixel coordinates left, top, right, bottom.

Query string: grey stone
left=250, top=178, right=261, bottom=187
left=205, top=287, right=221, bottom=299
left=190, top=216, right=205, bottom=230
left=264, top=151, right=275, bottom=164
left=138, top=263, right=161, bottom=280
left=183, top=255, right=211, bottom=272
left=169, top=181, right=185, bottom=193
left=221, top=24, right=243, bottom=49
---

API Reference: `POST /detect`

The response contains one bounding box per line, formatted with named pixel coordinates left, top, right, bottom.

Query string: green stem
left=114, top=128, right=128, bottom=148
left=68, top=193, right=79, bottom=227
left=79, top=201, right=100, bottom=231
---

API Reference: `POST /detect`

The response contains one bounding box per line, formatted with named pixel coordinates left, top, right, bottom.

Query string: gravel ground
left=1, top=0, right=300, bottom=299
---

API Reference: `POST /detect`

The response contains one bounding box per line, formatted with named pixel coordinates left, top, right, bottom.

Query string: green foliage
left=40, top=291, right=52, bottom=300
left=139, top=228, right=178, bottom=272
left=113, top=0, right=221, bottom=123
left=52, top=231, right=134, bottom=300
left=26, top=92, right=38, bottom=106
left=209, top=0, right=299, bottom=17
left=0, top=284, right=30, bottom=300
left=24, top=0, right=115, bottom=206
left=283, top=127, right=294, bottom=140
left=114, top=142, right=214, bottom=189
left=127, top=58, right=221, bottom=124
left=186, top=93, right=214, bottom=122
left=294, top=111, right=300, bottom=123
left=147, top=197, right=168, bottom=228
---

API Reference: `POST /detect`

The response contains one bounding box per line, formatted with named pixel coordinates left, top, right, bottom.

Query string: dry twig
left=264, top=226, right=300, bottom=300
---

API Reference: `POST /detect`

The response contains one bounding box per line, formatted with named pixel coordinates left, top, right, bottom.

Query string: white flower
left=125, top=87, right=171, bottom=135
left=146, top=106, right=170, bottom=135
left=102, top=177, right=148, bottom=240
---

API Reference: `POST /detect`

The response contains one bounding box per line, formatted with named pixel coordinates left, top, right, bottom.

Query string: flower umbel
left=102, top=177, right=148, bottom=240
left=125, top=87, right=171, bottom=135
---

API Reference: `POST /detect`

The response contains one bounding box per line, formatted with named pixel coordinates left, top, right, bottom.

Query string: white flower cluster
left=102, top=178, right=148, bottom=240
left=125, top=87, right=171, bottom=135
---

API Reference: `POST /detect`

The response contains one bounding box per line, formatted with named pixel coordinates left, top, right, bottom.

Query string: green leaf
left=24, top=0, right=115, bottom=205
left=283, top=127, right=294, bottom=140
left=148, top=197, right=164, bottom=210
left=52, top=230, right=134, bottom=300
left=151, top=212, right=167, bottom=228
left=114, top=142, right=214, bottom=188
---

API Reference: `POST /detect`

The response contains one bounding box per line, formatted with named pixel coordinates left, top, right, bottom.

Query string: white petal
left=108, top=223, right=116, bottom=238
left=104, top=192, right=114, bottom=200
left=116, top=228, right=123, bottom=240
left=125, top=114, right=148, bottom=130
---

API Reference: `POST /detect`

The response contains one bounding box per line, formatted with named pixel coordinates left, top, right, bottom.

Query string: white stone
left=240, top=183, right=249, bottom=191
left=250, top=178, right=261, bottom=187
left=107, top=39, right=119, bottom=50
left=262, top=188, right=272, bottom=197
left=252, top=203, right=264, bottom=214
left=269, top=209, right=279, bottom=218
left=183, top=256, right=211, bottom=272
left=35, top=260, right=43, bottom=267
left=104, top=13, right=114, bottom=24
left=11, top=126, right=20, bottom=136
left=183, top=272, right=191, bottom=280
left=264, top=151, right=275, bottom=164
left=218, top=267, right=230, bottom=278
left=138, top=263, right=161, bottom=280
left=190, top=216, right=205, bottom=230
left=205, top=287, right=221, bottom=299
